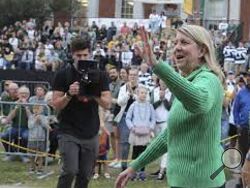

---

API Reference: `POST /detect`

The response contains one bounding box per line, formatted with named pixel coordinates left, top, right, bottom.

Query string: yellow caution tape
left=0, top=134, right=239, bottom=163
left=0, top=138, right=132, bottom=163
left=220, top=134, right=239, bottom=143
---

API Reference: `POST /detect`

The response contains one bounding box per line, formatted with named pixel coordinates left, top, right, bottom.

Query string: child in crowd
left=93, top=107, right=111, bottom=180
left=125, top=86, right=156, bottom=181
left=27, top=104, right=50, bottom=174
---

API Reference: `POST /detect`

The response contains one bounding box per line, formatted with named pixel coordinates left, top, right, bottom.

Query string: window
left=121, top=0, right=134, bottom=18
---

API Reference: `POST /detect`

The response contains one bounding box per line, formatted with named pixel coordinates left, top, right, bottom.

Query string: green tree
left=0, top=0, right=83, bottom=28
left=0, top=0, right=51, bottom=28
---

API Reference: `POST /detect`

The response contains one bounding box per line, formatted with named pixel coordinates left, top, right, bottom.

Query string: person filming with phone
left=52, top=35, right=111, bottom=188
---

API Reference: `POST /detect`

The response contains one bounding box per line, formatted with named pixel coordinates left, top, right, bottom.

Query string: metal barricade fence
left=0, top=80, right=51, bottom=96
left=0, top=101, right=51, bottom=174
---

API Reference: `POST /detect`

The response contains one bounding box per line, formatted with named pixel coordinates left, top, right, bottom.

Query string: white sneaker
left=104, top=173, right=111, bottom=179
left=108, top=159, right=118, bottom=167
left=93, top=173, right=99, bottom=180
left=112, top=162, right=121, bottom=169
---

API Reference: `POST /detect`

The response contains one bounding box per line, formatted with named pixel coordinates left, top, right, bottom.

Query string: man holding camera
left=52, top=36, right=111, bottom=188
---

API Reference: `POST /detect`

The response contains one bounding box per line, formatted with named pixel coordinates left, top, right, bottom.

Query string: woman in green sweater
left=115, top=25, right=226, bottom=188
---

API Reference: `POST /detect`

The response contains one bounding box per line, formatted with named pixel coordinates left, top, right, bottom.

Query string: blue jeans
left=1, top=127, right=28, bottom=153
left=221, top=119, right=229, bottom=140
left=118, top=114, right=130, bottom=170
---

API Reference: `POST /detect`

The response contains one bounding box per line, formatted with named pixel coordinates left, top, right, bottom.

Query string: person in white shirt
left=149, top=10, right=160, bottom=35
left=93, top=43, right=106, bottom=57
left=121, top=44, right=133, bottom=68
left=159, top=12, right=167, bottom=33
left=8, top=33, right=19, bottom=50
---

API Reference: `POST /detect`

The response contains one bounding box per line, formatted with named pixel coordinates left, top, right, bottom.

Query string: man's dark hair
left=108, top=66, right=119, bottom=72
left=70, top=34, right=91, bottom=53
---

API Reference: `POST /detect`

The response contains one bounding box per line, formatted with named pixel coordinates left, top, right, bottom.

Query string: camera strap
left=65, top=63, right=74, bottom=88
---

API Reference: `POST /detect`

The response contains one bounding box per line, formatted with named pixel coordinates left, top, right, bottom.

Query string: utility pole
left=70, top=0, right=73, bottom=29
left=227, top=0, right=230, bottom=23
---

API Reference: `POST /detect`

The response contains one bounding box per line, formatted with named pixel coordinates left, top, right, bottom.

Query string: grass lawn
left=0, top=157, right=168, bottom=188
left=0, top=142, right=234, bottom=188
left=0, top=156, right=234, bottom=188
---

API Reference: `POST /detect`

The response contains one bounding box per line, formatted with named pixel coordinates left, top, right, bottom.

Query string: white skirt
left=128, top=131, right=151, bottom=146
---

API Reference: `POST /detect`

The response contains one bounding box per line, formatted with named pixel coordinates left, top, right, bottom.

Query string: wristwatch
left=65, top=91, right=73, bottom=99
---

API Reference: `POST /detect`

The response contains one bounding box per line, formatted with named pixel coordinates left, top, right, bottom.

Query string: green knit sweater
left=130, top=62, right=225, bottom=188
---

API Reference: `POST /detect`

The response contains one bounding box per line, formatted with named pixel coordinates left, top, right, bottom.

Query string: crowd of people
left=0, top=17, right=250, bottom=188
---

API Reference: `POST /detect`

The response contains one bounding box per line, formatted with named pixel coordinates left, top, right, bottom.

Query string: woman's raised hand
left=136, top=27, right=157, bottom=67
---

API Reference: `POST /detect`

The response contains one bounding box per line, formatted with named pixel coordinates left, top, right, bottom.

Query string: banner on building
left=88, top=18, right=150, bottom=30
left=183, top=0, right=193, bottom=15
left=133, top=0, right=183, bottom=4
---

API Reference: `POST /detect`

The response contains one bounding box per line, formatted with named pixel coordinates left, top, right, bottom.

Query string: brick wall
left=99, top=0, right=115, bottom=18
left=240, top=0, right=250, bottom=41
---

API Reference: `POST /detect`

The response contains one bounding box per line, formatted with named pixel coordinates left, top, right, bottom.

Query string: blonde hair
left=136, top=85, right=148, bottom=95
left=32, top=104, right=43, bottom=113
left=18, top=85, right=30, bottom=95
left=177, top=25, right=225, bottom=83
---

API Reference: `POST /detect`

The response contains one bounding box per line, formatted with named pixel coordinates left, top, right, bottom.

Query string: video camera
left=77, top=60, right=102, bottom=97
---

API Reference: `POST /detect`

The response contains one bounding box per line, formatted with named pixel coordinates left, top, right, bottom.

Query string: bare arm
left=95, top=91, right=112, bottom=109
left=52, top=90, right=72, bottom=111
left=98, top=106, right=110, bottom=135
left=52, top=81, right=80, bottom=111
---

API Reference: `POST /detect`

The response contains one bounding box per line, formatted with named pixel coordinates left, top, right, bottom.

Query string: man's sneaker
left=149, top=169, right=160, bottom=176
left=93, top=173, right=99, bottom=180
left=156, top=172, right=165, bottom=180
left=138, top=171, right=146, bottom=181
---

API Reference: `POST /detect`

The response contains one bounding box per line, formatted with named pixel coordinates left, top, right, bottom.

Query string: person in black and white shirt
left=235, top=42, right=247, bottom=75
left=138, top=63, right=154, bottom=92
left=223, top=41, right=236, bottom=73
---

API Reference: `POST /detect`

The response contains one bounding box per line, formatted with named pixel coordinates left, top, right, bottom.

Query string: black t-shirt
left=52, top=65, right=109, bottom=139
